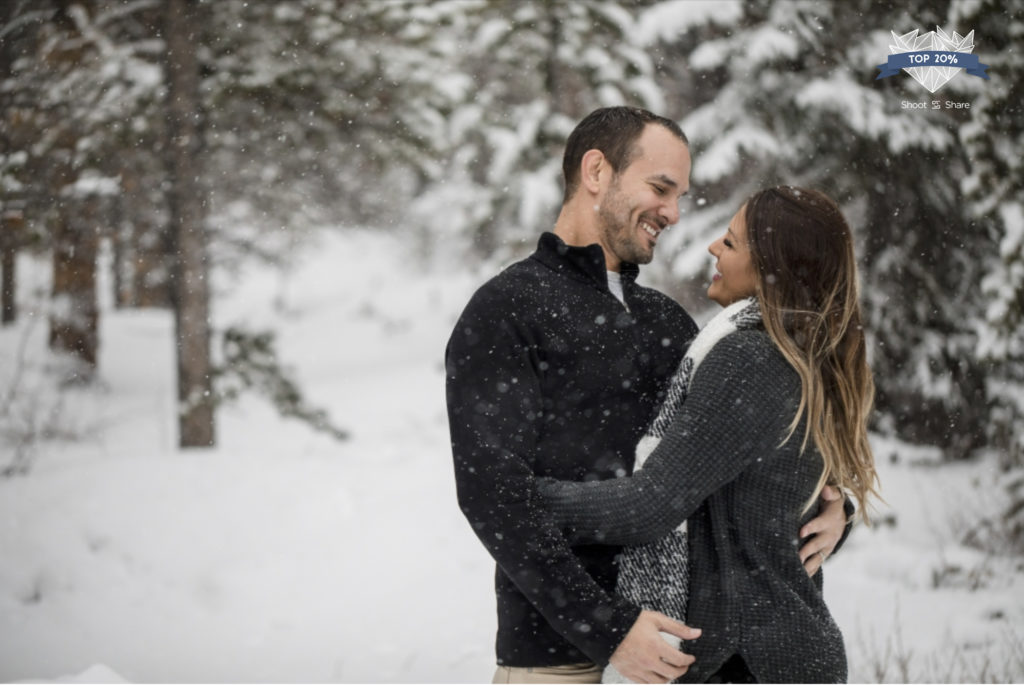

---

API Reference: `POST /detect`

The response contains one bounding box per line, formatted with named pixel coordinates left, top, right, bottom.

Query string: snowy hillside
left=1, top=230, right=1021, bottom=683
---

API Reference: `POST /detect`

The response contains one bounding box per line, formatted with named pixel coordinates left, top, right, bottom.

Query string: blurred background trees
left=1, top=0, right=1021, bottom=470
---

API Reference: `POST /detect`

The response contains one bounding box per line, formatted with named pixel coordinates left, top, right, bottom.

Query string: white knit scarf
left=634, top=297, right=763, bottom=482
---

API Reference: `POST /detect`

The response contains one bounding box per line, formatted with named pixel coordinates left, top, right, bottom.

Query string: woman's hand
left=798, top=485, right=847, bottom=576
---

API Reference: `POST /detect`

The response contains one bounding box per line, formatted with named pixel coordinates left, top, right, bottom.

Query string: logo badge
left=876, top=28, right=989, bottom=93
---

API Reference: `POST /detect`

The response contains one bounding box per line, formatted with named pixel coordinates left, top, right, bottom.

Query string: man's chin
left=633, top=248, right=655, bottom=265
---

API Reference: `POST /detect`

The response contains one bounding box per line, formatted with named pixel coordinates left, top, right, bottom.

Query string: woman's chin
left=706, top=288, right=727, bottom=308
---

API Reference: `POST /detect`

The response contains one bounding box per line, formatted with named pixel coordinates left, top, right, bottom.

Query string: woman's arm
left=537, top=331, right=800, bottom=546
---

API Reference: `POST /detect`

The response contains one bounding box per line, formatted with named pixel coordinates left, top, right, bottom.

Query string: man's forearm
left=454, top=474, right=641, bottom=664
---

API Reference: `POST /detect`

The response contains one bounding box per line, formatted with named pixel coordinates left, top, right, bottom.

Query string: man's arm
left=799, top=486, right=856, bottom=575
left=446, top=290, right=694, bottom=672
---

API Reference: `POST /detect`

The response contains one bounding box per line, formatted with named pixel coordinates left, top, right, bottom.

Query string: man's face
left=596, top=124, right=692, bottom=269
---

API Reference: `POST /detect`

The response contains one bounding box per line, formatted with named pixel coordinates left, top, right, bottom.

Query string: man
left=445, top=107, right=847, bottom=684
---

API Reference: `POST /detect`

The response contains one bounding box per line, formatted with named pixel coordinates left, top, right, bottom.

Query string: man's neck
left=553, top=205, right=621, bottom=272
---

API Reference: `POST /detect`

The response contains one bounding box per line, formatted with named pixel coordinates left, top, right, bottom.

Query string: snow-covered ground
left=1, top=230, right=1021, bottom=683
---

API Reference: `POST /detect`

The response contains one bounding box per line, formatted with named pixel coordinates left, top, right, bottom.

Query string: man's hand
left=799, top=485, right=847, bottom=576
left=608, top=610, right=701, bottom=684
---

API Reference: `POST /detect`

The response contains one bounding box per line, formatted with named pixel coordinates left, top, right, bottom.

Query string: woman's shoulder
left=698, top=328, right=797, bottom=387
left=707, top=327, right=779, bottom=360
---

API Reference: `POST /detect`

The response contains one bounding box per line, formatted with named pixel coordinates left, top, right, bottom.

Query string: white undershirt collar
left=606, top=270, right=626, bottom=305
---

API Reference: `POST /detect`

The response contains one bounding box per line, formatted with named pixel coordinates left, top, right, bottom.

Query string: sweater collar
left=532, top=232, right=640, bottom=287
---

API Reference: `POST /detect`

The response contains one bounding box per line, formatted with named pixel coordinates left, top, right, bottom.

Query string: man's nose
left=661, top=199, right=680, bottom=226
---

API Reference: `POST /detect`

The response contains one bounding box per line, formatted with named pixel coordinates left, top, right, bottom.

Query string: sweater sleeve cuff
left=535, top=477, right=595, bottom=544
left=583, top=596, right=643, bottom=667
left=831, top=495, right=857, bottom=556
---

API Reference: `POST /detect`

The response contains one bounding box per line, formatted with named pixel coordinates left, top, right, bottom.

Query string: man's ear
left=580, top=149, right=608, bottom=195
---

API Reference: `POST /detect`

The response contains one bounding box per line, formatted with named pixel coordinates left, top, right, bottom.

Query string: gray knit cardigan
left=538, top=329, right=847, bottom=683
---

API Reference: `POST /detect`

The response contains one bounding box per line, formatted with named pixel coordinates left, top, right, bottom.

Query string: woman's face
left=707, top=207, right=758, bottom=307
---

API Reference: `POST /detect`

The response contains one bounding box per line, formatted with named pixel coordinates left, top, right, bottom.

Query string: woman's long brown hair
left=744, top=186, right=880, bottom=522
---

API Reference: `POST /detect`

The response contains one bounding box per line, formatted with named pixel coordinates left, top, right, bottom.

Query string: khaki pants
left=492, top=663, right=602, bottom=684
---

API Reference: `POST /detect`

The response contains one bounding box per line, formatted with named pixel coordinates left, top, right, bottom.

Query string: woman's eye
left=724, top=239, right=733, bottom=248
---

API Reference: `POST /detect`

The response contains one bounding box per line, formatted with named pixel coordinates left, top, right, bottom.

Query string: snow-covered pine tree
left=5, top=0, right=456, bottom=443
left=97, top=2, right=173, bottom=310
left=952, top=0, right=1024, bottom=552
left=198, top=0, right=457, bottom=259
left=1, top=1, right=162, bottom=378
left=406, top=0, right=669, bottom=260
left=955, top=0, right=1024, bottom=469
left=639, top=0, right=997, bottom=459
left=0, top=0, right=35, bottom=327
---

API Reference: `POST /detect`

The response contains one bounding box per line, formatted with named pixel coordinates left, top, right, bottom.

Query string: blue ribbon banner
left=876, top=51, right=990, bottom=80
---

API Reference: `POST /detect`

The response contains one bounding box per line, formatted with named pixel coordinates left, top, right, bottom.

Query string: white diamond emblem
left=889, top=28, right=975, bottom=93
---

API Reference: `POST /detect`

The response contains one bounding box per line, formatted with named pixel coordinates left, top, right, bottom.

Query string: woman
left=538, top=186, right=880, bottom=683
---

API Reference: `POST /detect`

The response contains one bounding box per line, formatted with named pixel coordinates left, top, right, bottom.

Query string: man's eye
left=724, top=239, right=733, bottom=248
left=652, top=185, right=666, bottom=195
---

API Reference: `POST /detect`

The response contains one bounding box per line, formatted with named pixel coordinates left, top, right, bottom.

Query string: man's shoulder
left=452, top=255, right=552, bottom=327
left=468, top=256, right=547, bottom=301
left=631, top=281, right=685, bottom=309
left=629, top=282, right=696, bottom=329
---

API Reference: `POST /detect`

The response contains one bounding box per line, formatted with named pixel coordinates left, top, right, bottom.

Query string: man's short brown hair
left=562, top=106, right=689, bottom=204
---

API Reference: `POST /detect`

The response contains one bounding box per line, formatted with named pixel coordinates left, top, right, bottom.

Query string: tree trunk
left=1, top=211, right=19, bottom=325
left=120, top=166, right=173, bottom=309
left=0, top=1, right=23, bottom=327
left=164, top=0, right=214, bottom=448
left=49, top=197, right=99, bottom=377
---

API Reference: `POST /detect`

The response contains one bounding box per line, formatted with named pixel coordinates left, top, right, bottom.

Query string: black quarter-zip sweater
left=445, top=232, right=698, bottom=667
